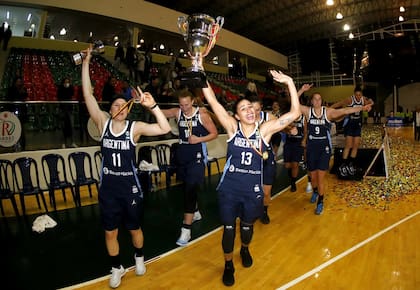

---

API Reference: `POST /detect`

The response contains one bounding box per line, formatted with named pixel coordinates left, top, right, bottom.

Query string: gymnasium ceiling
left=146, top=0, right=420, bottom=55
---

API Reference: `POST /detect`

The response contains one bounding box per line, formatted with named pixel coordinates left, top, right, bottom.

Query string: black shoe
left=222, top=264, right=235, bottom=286
left=240, top=247, right=253, bottom=268
left=260, top=212, right=270, bottom=224
left=291, top=182, right=297, bottom=192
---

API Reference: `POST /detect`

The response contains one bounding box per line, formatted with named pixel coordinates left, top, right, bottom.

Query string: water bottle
left=72, top=40, right=105, bottom=65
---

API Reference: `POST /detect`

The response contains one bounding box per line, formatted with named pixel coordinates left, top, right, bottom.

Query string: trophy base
left=180, top=71, right=208, bottom=88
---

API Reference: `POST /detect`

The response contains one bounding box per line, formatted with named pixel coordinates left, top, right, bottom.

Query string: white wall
left=384, top=82, right=420, bottom=114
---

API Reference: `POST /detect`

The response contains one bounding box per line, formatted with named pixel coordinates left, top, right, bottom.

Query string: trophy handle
left=204, top=16, right=224, bottom=57
left=177, top=16, right=188, bottom=39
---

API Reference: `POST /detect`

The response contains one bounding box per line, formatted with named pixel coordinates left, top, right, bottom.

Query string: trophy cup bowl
left=178, top=14, right=224, bottom=88
left=73, top=40, right=105, bottom=65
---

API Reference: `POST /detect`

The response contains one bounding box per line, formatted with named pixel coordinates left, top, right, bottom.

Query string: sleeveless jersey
left=177, top=107, right=209, bottom=164
left=286, top=114, right=305, bottom=142
left=307, top=106, right=331, bottom=148
left=100, top=119, right=142, bottom=197
left=343, top=95, right=364, bottom=126
left=217, top=122, right=268, bottom=196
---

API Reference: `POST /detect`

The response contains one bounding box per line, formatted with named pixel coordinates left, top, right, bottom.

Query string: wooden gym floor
left=1, top=126, right=419, bottom=290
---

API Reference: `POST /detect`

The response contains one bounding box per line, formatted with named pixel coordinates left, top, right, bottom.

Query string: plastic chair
left=207, top=156, right=221, bottom=176
left=155, top=144, right=177, bottom=188
left=41, top=154, right=76, bottom=210
left=137, top=145, right=161, bottom=192
left=0, top=159, right=19, bottom=217
left=68, top=152, right=99, bottom=206
left=94, top=150, right=103, bottom=180
left=12, top=157, right=48, bottom=215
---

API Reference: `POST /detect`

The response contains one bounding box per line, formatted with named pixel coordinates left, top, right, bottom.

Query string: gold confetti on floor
left=332, top=126, right=420, bottom=211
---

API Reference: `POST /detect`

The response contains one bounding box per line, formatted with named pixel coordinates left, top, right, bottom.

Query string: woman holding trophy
left=202, top=64, right=301, bottom=286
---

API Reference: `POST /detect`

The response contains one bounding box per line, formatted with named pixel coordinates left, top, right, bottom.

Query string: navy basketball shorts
left=306, top=142, right=331, bottom=171
left=344, top=120, right=362, bottom=137
left=217, top=190, right=264, bottom=225
left=176, top=160, right=205, bottom=184
left=283, top=142, right=304, bottom=163
left=99, top=190, right=143, bottom=231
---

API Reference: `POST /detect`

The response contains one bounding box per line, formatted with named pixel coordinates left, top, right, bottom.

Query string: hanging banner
left=0, top=111, right=22, bottom=147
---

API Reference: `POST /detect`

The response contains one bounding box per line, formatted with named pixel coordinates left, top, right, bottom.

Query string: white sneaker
left=192, top=210, right=202, bottom=222
left=134, top=255, right=146, bottom=276
left=306, top=182, right=313, bottom=193
left=176, top=228, right=191, bottom=246
left=109, top=266, right=126, bottom=288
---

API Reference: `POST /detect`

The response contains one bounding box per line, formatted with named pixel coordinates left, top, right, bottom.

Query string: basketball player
left=202, top=69, right=301, bottom=286
left=300, top=92, right=372, bottom=215
left=331, top=87, right=374, bottom=178
left=81, top=46, right=171, bottom=288
left=161, top=90, right=218, bottom=246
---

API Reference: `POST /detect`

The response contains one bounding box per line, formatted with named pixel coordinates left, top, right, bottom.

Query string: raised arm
left=160, top=107, right=180, bottom=119
left=81, top=46, right=108, bottom=132
left=330, top=97, right=351, bottom=109
left=202, top=84, right=237, bottom=137
left=261, top=70, right=301, bottom=140
left=327, top=103, right=373, bottom=121
left=132, top=90, right=171, bottom=139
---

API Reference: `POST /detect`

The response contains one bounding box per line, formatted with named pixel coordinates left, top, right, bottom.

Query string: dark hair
left=233, top=96, right=253, bottom=114
left=354, top=86, right=362, bottom=93
left=110, top=94, right=127, bottom=105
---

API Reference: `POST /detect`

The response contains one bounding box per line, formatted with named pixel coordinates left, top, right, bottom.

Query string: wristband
left=149, top=103, right=158, bottom=110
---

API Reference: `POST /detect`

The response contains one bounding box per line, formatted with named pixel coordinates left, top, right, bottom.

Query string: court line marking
left=62, top=173, right=309, bottom=289
left=62, top=226, right=224, bottom=289
left=276, top=210, right=420, bottom=290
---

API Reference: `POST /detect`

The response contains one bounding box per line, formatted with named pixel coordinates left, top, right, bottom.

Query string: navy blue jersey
left=178, top=107, right=209, bottom=144
left=286, top=114, right=305, bottom=143
left=343, top=95, right=364, bottom=125
left=99, top=119, right=142, bottom=197
left=217, top=123, right=268, bottom=196
left=307, top=107, right=331, bottom=146
left=176, top=107, right=210, bottom=182
left=306, top=107, right=332, bottom=171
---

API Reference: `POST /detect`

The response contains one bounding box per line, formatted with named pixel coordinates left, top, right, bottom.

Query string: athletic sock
left=134, top=247, right=144, bottom=258
left=182, top=223, right=192, bottom=229
left=317, top=195, right=324, bottom=204
left=110, top=254, right=121, bottom=269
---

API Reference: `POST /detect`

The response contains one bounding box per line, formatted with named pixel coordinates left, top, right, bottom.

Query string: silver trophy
left=178, top=14, right=224, bottom=88
left=72, top=40, right=105, bottom=65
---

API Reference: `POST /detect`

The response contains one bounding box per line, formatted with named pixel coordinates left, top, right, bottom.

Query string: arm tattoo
left=279, top=118, right=291, bottom=126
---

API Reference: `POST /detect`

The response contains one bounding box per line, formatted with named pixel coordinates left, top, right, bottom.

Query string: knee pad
left=222, top=224, right=236, bottom=254
left=184, top=183, right=198, bottom=213
left=240, top=222, right=254, bottom=245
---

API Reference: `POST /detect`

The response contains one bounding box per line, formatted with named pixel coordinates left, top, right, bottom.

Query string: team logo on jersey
left=229, top=164, right=235, bottom=172
left=103, top=167, right=109, bottom=174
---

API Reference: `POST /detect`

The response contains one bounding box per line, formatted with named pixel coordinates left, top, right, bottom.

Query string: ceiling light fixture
left=343, top=24, right=350, bottom=31
left=326, top=0, right=334, bottom=6
left=399, top=6, right=405, bottom=13
left=336, top=12, right=343, bottom=19
left=348, top=32, right=354, bottom=39
left=399, top=16, right=404, bottom=22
